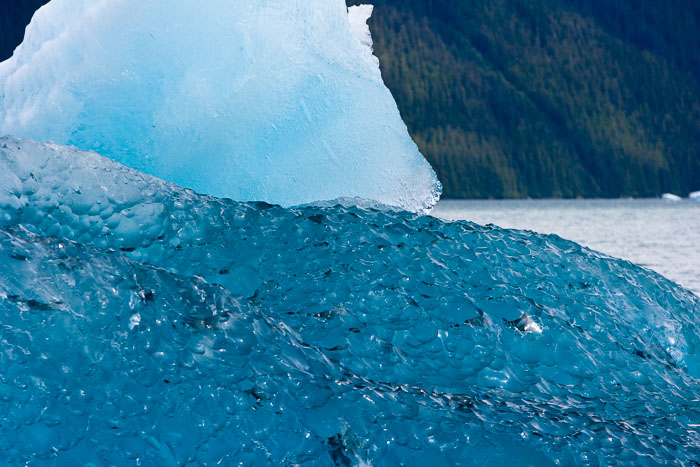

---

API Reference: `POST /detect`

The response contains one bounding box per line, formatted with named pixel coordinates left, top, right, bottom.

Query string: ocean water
left=1, top=138, right=700, bottom=464
left=433, top=199, right=700, bottom=296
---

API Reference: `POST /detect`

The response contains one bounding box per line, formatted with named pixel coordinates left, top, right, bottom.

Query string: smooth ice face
left=0, top=0, right=441, bottom=212
left=2, top=137, right=700, bottom=464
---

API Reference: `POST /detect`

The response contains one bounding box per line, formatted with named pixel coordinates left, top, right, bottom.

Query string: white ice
left=348, top=5, right=376, bottom=52
left=0, top=0, right=441, bottom=212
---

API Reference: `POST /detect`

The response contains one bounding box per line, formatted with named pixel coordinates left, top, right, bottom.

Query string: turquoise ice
left=0, top=1, right=440, bottom=212
left=1, top=136, right=699, bottom=464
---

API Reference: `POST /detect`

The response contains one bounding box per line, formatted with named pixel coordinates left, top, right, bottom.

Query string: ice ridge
left=1, top=137, right=699, bottom=464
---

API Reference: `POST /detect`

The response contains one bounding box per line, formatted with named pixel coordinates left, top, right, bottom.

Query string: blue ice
left=1, top=136, right=699, bottom=464
left=0, top=1, right=440, bottom=212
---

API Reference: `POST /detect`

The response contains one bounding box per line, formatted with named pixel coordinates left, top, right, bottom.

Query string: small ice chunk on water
left=662, top=193, right=682, bottom=201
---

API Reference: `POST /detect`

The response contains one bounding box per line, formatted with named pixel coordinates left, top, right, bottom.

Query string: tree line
left=348, top=0, right=700, bottom=198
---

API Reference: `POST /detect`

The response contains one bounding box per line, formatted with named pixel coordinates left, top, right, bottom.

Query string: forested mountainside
left=349, top=0, right=700, bottom=198
left=3, top=0, right=699, bottom=199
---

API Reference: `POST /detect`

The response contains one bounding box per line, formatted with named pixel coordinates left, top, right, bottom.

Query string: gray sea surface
left=432, top=199, right=700, bottom=296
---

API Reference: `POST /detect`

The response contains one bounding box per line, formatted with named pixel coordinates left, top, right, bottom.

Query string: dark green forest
left=350, top=0, right=700, bottom=198
left=2, top=0, right=699, bottom=198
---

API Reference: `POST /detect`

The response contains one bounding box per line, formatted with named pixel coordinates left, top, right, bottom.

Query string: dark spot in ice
left=325, top=434, right=351, bottom=467
left=244, top=389, right=264, bottom=405
left=308, top=214, right=324, bottom=224
left=504, top=313, right=531, bottom=331
left=120, top=247, right=136, bottom=252
left=6, top=295, right=60, bottom=311
left=465, top=314, right=488, bottom=327
left=252, top=201, right=274, bottom=210
left=26, top=299, right=54, bottom=311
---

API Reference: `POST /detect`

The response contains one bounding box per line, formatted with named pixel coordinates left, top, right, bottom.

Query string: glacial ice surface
left=0, top=0, right=440, bottom=212
left=1, top=136, right=699, bottom=465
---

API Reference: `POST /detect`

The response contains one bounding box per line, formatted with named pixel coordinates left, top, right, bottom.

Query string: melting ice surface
left=1, top=136, right=700, bottom=465
left=0, top=0, right=440, bottom=212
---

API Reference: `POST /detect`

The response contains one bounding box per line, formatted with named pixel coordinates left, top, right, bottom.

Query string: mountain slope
left=349, top=0, right=700, bottom=198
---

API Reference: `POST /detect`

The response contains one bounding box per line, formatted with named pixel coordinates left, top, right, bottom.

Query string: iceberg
left=0, top=0, right=440, bottom=212
left=690, top=190, right=700, bottom=200
left=661, top=193, right=682, bottom=201
left=1, top=136, right=699, bottom=464
left=1, top=1, right=699, bottom=464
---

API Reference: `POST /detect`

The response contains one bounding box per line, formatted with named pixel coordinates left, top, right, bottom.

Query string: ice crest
left=0, top=0, right=440, bottom=212
left=348, top=5, right=376, bottom=53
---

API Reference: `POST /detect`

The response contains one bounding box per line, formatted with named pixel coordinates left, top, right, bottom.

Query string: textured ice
left=348, top=5, right=376, bottom=52
left=0, top=0, right=440, bottom=212
left=1, top=136, right=700, bottom=465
